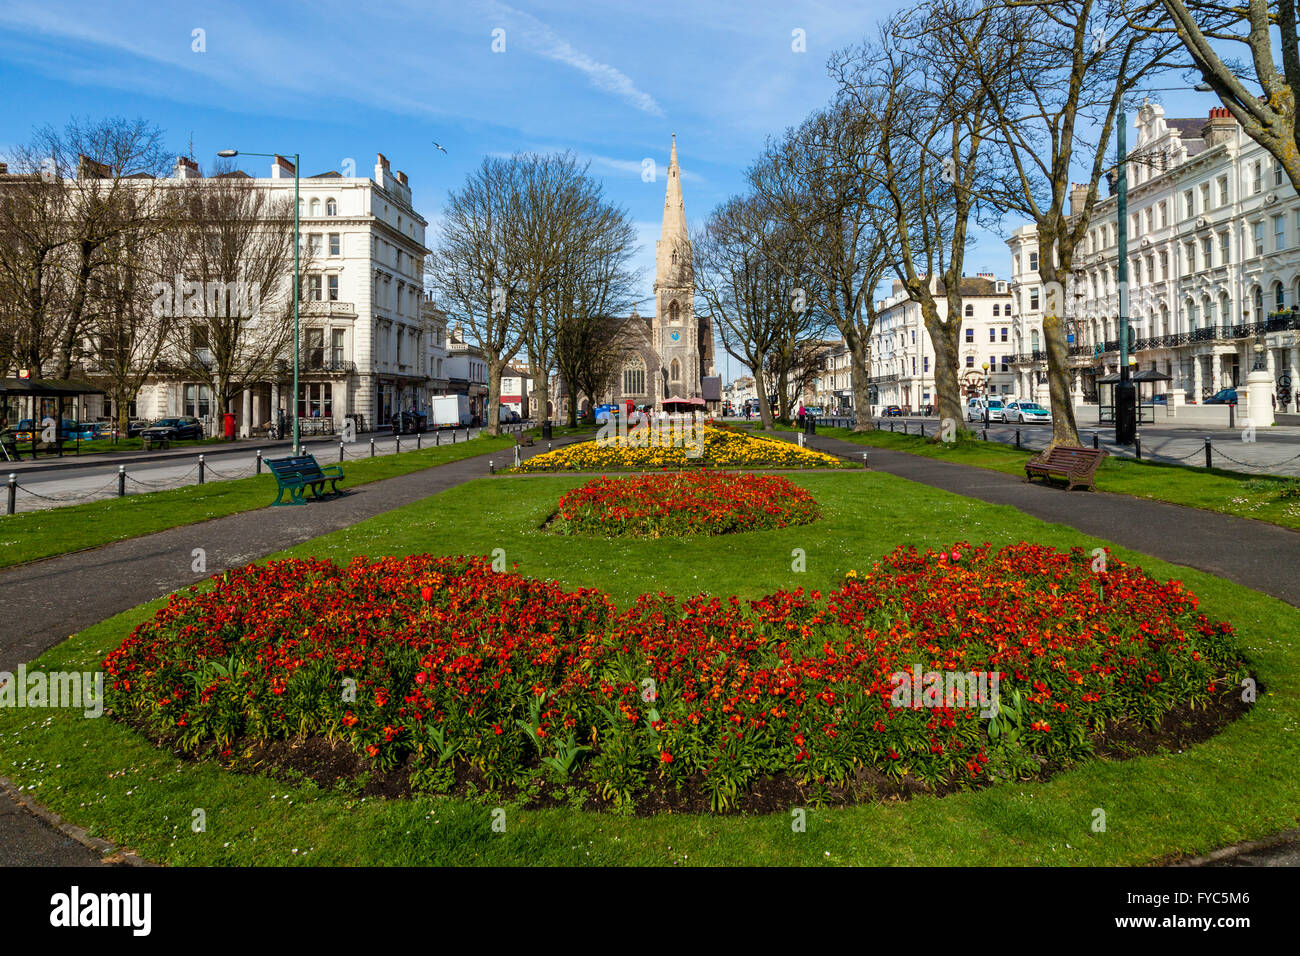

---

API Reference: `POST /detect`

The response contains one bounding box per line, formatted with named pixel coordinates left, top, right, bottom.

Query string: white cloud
left=479, top=1, right=664, bottom=117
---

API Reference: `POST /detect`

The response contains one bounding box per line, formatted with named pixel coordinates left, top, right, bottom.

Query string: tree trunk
left=848, top=337, right=873, bottom=431
left=753, top=359, right=775, bottom=432
left=925, top=310, right=964, bottom=431
left=486, top=359, right=505, bottom=436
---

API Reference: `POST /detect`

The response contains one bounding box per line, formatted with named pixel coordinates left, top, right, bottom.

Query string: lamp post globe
left=981, top=361, right=991, bottom=426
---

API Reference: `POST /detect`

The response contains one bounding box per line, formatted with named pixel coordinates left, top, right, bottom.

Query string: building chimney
left=271, top=154, right=296, bottom=179
left=0, top=162, right=8, bottom=174
left=173, top=156, right=202, bottom=179
left=396, top=170, right=408, bottom=186
left=376, top=152, right=390, bottom=170
left=1202, top=106, right=1237, bottom=148
left=977, top=272, right=994, bottom=280
left=1069, top=183, right=1090, bottom=217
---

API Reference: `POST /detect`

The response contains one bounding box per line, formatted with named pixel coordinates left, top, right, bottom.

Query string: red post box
left=223, top=412, right=236, bottom=439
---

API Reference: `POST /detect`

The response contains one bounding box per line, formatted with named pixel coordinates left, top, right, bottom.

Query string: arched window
left=326, top=198, right=338, bottom=216
left=623, top=355, right=645, bottom=395
left=670, top=359, right=681, bottom=382
left=1186, top=299, right=1198, bottom=330
left=1274, top=281, right=1286, bottom=312
left=668, top=300, right=680, bottom=324
left=964, top=304, right=974, bottom=317
left=1254, top=286, right=1264, bottom=320
left=1030, top=329, right=1040, bottom=353
left=1219, top=293, right=1231, bottom=325
left=993, top=304, right=1000, bottom=316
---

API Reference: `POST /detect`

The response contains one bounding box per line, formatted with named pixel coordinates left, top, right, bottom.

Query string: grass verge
left=0, top=434, right=514, bottom=569
left=802, top=425, right=1300, bottom=531
left=0, top=470, right=1294, bottom=865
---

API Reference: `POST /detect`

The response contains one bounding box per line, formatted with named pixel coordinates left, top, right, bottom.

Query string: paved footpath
left=3, top=429, right=1297, bottom=866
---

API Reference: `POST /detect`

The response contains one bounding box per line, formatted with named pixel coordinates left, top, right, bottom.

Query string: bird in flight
left=432, top=142, right=448, bottom=154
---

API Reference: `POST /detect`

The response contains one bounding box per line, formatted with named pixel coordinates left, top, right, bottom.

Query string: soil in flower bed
left=103, top=544, right=1251, bottom=813
left=544, top=471, right=821, bottom=538
left=135, top=679, right=1252, bottom=815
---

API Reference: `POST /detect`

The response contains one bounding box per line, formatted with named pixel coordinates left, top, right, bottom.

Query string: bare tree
left=831, top=0, right=1011, bottom=431
left=1143, top=1, right=1300, bottom=192
left=953, top=0, right=1180, bottom=444
left=86, top=205, right=179, bottom=432
left=164, top=169, right=304, bottom=425
left=0, top=155, right=70, bottom=377
left=747, top=103, right=897, bottom=430
left=552, top=200, right=640, bottom=426
left=695, top=195, right=818, bottom=430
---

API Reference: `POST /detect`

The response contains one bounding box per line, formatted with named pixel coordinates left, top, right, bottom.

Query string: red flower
left=420, top=586, right=433, bottom=601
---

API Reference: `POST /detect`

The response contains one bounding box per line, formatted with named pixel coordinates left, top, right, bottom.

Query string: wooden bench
left=1025, top=445, right=1107, bottom=491
left=265, top=454, right=345, bottom=506
left=514, top=431, right=535, bottom=447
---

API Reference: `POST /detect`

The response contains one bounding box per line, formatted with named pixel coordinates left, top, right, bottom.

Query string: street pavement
left=2, top=426, right=494, bottom=513
left=865, top=415, right=1300, bottom=475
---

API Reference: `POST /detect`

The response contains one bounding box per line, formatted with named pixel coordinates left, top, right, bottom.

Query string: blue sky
left=0, top=0, right=1218, bottom=379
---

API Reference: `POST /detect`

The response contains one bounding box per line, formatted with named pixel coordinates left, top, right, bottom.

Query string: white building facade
left=867, top=275, right=1018, bottom=412
left=1011, top=102, right=1300, bottom=411
left=138, top=152, right=431, bottom=435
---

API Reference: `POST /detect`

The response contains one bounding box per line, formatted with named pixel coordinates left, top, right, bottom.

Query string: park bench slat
left=265, top=453, right=345, bottom=506
left=1024, top=445, right=1107, bottom=492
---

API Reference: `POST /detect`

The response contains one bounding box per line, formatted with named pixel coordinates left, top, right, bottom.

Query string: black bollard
left=370, top=438, right=376, bottom=457
left=1135, top=434, right=1142, bottom=460
left=198, top=454, right=205, bottom=485
left=118, top=465, right=125, bottom=498
left=256, top=449, right=263, bottom=474
left=1204, top=436, right=1212, bottom=469
left=6, top=473, right=14, bottom=515
left=1015, top=429, right=1021, bottom=449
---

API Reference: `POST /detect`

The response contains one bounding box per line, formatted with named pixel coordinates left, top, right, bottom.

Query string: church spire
left=660, top=134, right=687, bottom=247
left=656, top=136, right=689, bottom=293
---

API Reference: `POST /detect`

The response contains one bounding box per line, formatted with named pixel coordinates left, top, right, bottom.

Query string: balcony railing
left=299, top=352, right=356, bottom=374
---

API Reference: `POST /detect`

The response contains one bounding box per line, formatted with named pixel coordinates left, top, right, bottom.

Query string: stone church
left=605, top=136, right=716, bottom=410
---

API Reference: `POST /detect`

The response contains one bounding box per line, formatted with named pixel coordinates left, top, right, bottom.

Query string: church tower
left=653, top=136, right=712, bottom=398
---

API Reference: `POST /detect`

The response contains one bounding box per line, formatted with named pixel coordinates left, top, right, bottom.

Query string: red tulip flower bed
left=551, top=471, right=820, bottom=537
left=102, top=543, right=1247, bottom=811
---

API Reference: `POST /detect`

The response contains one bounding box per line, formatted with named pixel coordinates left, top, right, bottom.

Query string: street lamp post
left=217, top=148, right=301, bottom=455
left=981, top=361, right=991, bottom=426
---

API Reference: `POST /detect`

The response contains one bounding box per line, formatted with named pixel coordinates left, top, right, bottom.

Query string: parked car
left=8, top=418, right=79, bottom=442
left=594, top=403, right=619, bottom=423
left=126, top=419, right=151, bottom=437
left=1205, top=388, right=1238, bottom=405
left=70, top=422, right=110, bottom=442
left=139, top=416, right=205, bottom=442
left=1149, top=393, right=1170, bottom=405
left=392, top=411, right=427, bottom=434
left=1006, top=401, right=1052, bottom=424
left=498, top=406, right=520, bottom=424
left=883, top=405, right=903, bottom=417
left=966, top=398, right=1007, bottom=422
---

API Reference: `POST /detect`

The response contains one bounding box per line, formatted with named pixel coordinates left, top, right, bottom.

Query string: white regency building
left=137, top=152, right=434, bottom=435
left=1010, top=101, right=1300, bottom=412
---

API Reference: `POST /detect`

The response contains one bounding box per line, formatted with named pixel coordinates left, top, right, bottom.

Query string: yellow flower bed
left=515, top=426, right=844, bottom=472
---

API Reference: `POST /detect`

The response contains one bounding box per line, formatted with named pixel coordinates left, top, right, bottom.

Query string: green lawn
left=2, top=469, right=1295, bottom=865
left=801, top=425, right=1300, bottom=531
left=0, top=434, right=514, bottom=569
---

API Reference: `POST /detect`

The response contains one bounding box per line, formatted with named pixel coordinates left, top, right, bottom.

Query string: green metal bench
left=265, top=453, right=345, bottom=506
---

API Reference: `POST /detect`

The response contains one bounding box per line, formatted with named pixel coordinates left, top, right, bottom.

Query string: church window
left=623, top=356, right=646, bottom=395
left=670, top=359, right=681, bottom=381
left=669, top=300, right=680, bottom=324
